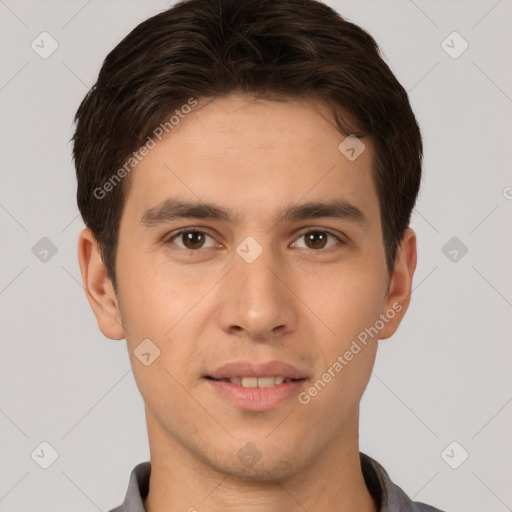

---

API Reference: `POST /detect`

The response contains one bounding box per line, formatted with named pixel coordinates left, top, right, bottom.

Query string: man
left=73, top=0, right=444, bottom=510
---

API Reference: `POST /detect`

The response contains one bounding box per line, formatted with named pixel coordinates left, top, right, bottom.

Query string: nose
left=217, top=242, right=298, bottom=341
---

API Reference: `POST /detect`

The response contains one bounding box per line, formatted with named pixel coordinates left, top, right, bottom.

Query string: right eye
left=165, top=229, right=219, bottom=251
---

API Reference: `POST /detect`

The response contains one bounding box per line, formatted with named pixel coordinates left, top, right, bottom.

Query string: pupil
left=306, top=231, right=327, bottom=249
left=184, top=231, right=204, bottom=249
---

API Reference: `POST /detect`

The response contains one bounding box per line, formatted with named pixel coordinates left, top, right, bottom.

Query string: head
left=75, top=0, right=420, bottom=481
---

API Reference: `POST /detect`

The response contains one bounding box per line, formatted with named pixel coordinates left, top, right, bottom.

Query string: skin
left=78, top=92, right=416, bottom=512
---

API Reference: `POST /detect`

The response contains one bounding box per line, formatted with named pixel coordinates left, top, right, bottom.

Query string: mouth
left=204, top=361, right=308, bottom=411
left=205, top=376, right=306, bottom=388
left=206, top=360, right=308, bottom=382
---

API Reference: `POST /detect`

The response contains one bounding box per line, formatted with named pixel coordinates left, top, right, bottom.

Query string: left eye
left=291, top=230, right=341, bottom=250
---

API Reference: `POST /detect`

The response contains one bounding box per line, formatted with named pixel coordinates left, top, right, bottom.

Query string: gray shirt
left=108, top=452, right=445, bottom=512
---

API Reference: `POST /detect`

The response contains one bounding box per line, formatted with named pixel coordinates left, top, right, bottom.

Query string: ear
left=77, top=227, right=126, bottom=340
left=378, top=227, right=417, bottom=340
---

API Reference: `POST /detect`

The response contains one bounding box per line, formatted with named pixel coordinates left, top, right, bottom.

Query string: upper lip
left=206, top=361, right=308, bottom=380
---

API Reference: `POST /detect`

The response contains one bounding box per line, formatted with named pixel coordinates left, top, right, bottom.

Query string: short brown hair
left=73, top=0, right=422, bottom=293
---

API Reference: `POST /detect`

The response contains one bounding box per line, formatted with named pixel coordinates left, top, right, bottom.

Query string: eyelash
left=164, top=228, right=346, bottom=254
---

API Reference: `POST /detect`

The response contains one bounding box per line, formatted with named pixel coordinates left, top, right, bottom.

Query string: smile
left=213, top=376, right=300, bottom=388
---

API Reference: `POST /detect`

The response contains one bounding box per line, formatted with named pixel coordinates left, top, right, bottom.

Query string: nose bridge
left=238, top=248, right=281, bottom=302
left=218, top=236, right=296, bottom=338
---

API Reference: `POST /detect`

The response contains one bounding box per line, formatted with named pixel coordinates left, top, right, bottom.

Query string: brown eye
left=168, top=230, right=215, bottom=250
left=304, top=231, right=328, bottom=249
left=291, top=230, right=342, bottom=251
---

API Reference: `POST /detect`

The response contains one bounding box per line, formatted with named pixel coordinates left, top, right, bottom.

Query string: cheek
left=118, top=256, right=211, bottom=377
left=300, top=264, right=386, bottom=395
left=298, top=264, right=386, bottom=341
left=117, top=251, right=199, bottom=334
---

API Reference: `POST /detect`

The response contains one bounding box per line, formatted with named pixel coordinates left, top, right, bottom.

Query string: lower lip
left=206, top=378, right=307, bottom=411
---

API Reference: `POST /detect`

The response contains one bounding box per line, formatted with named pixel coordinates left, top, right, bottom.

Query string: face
left=79, top=92, right=416, bottom=481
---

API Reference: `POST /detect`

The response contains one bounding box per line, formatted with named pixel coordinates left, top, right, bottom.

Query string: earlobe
left=77, top=228, right=126, bottom=340
left=378, top=228, right=417, bottom=340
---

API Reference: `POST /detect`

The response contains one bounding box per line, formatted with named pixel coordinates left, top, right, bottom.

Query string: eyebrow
left=140, top=198, right=368, bottom=228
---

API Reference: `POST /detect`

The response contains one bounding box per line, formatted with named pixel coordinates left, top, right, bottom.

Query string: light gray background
left=1, top=0, right=511, bottom=511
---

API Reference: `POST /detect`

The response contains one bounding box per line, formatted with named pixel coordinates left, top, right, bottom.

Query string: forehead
left=121, top=93, right=379, bottom=229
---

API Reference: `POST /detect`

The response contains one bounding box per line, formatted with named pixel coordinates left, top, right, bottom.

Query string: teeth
left=241, top=377, right=258, bottom=388
left=228, top=376, right=289, bottom=388
left=257, top=377, right=276, bottom=388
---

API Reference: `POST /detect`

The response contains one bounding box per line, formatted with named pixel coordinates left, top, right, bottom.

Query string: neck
left=143, top=411, right=377, bottom=512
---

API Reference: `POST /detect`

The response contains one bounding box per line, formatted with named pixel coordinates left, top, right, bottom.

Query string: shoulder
left=360, top=452, right=446, bottom=512
left=105, top=461, right=151, bottom=512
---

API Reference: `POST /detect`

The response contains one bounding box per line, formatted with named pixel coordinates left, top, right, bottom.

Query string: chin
left=223, top=462, right=298, bottom=483
left=205, top=446, right=308, bottom=483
